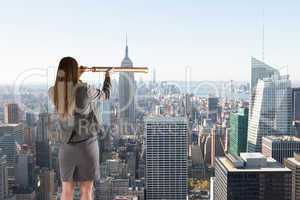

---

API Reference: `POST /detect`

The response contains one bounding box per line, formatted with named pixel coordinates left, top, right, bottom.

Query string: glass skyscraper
left=248, top=74, right=293, bottom=152
left=228, top=108, right=249, bottom=156
left=250, top=57, right=279, bottom=125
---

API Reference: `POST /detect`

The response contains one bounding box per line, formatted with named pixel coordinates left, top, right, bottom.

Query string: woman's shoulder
left=77, top=80, right=89, bottom=89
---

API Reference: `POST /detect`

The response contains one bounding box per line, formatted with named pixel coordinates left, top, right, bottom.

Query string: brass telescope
left=80, top=66, right=148, bottom=74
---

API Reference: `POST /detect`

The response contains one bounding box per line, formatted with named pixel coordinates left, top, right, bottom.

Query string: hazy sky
left=0, top=0, right=299, bottom=84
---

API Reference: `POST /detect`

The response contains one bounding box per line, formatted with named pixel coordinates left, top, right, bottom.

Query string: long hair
left=53, top=57, right=79, bottom=118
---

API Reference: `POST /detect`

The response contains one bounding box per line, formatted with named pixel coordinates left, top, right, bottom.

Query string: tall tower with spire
left=118, top=37, right=136, bottom=134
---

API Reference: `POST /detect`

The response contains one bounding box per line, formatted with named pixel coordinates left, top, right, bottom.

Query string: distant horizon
left=2, top=78, right=300, bottom=87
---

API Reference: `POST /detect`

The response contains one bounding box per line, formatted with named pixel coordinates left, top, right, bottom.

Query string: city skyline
left=1, top=1, right=300, bottom=199
left=1, top=0, right=300, bottom=84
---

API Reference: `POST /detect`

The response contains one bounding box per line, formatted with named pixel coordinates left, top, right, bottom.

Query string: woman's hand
left=105, top=68, right=114, bottom=77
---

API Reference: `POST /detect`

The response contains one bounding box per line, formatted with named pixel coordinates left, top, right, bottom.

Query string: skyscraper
left=15, top=152, right=34, bottom=187
left=101, top=101, right=111, bottom=127
left=4, top=103, right=20, bottom=124
left=0, top=149, right=8, bottom=200
left=248, top=74, right=293, bottom=152
left=0, top=124, right=23, bottom=144
left=35, top=141, right=51, bottom=169
left=39, top=168, right=55, bottom=200
left=118, top=41, right=135, bottom=134
left=0, top=134, right=17, bottom=188
left=36, top=113, right=49, bottom=142
left=145, top=117, right=188, bottom=200
left=94, top=177, right=113, bottom=200
left=293, top=88, right=300, bottom=136
left=211, top=124, right=226, bottom=166
left=25, top=112, right=36, bottom=127
left=207, top=97, right=219, bottom=123
left=251, top=57, right=279, bottom=93
left=250, top=57, right=279, bottom=123
left=285, top=153, right=300, bottom=200
left=214, top=153, right=292, bottom=200
left=228, top=108, right=249, bottom=156
left=262, top=136, right=300, bottom=164
left=14, top=188, right=36, bottom=200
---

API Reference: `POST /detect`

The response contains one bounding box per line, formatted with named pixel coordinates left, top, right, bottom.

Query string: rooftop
left=286, top=153, right=300, bottom=165
left=286, top=157, right=300, bottom=166
left=240, top=152, right=265, bottom=160
left=145, top=116, right=187, bottom=123
left=263, top=135, right=300, bottom=142
left=0, top=123, right=21, bottom=127
left=219, top=153, right=291, bottom=172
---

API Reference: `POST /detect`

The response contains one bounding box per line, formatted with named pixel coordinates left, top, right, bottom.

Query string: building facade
left=248, top=74, right=293, bottom=152
left=207, top=97, right=219, bottom=123
left=4, top=103, right=20, bottom=124
left=0, top=124, right=24, bottom=145
left=293, top=88, right=300, bottom=136
left=262, top=136, right=300, bottom=164
left=118, top=42, right=136, bottom=134
left=211, top=124, right=226, bottom=166
left=214, top=153, right=292, bottom=200
left=145, top=117, right=188, bottom=200
left=285, top=153, right=300, bottom=200
left=228, top=108, right=248, bottom=156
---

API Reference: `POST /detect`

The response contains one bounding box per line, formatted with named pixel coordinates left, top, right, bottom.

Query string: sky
left=0, top=0, right=300, bottom=84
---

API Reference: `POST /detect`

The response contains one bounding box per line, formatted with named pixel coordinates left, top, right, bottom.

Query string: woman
left=48, top=57, right=112, bottom=200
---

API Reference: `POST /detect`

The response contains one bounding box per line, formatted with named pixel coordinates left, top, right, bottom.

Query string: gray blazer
left=48, top=75, right=111, bottom=143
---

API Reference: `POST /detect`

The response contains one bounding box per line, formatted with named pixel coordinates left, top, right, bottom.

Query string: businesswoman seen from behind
left=48, top=57, right=112, bottom=200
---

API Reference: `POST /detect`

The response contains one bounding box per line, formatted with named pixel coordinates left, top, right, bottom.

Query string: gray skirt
left=59, top=136, right=100, bottom=182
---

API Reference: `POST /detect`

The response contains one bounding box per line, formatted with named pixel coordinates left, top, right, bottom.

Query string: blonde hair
left=53, top=57, right=79, bottom=118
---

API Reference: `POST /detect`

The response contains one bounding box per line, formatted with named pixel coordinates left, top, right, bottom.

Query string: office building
left=0, top=124, right=24, bottom=144
left=211, top=124, right=226, bottom=166
left=214, top=153, right=292, bottom=200
left=23, top=127, right=34, bottom=147
left=4, top=103, right=20, bottom=124
left=35, top=141, right=51, bottom=169
left=14, top=187, right=35, bottom=200
left=95, top=178, right=113, bottom=200
left=36, top=113, right=49, bottom=141
left=285, top=153, right=300, bottom=200
left=25, top=113, right=36, bottom=127
left=0, top=149, right=8, bottom=200
left=101, top=100, right=111, bottom=127
left=251, top=57, right=280, bottom=93
left=250, top=57, right=279, bottom=114
left=111, top=179, right=129, bottom=198
left=15, top=152, right=34, bottom=187
left=293, top=88, right=300, bottom=135
left=145, top=117, right=188, bottom=200
left=228, top=108, right=249, bottom=156
left=119, top=41, right=136, bottom=134
left=106, top=159, right=123, bottom=177
left=262, top=136, right=300, bottom=164
left=0, top=134, right=18, bottom=189
left=207, top=97, right=219, bottom=123
left=39, top=168, right=55, bottom=200
left=0, top=134, right=17, bottom=168
left=248, top=74, right=293, bottom=152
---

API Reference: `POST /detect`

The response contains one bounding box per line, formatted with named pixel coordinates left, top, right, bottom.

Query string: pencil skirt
left=58, top=136, right=100, bottom=182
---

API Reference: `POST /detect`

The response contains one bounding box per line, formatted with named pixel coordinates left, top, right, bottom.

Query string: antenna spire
left=125, top=33, right=128, bottom=58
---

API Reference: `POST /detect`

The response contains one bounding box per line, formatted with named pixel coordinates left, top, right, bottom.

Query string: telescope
left=80, top=66, right=148, bottom=74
